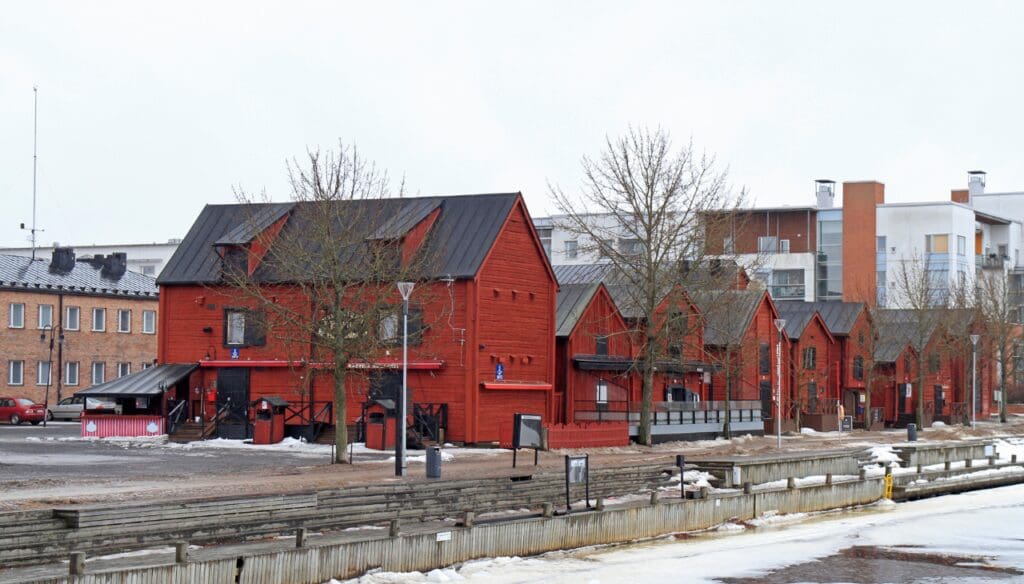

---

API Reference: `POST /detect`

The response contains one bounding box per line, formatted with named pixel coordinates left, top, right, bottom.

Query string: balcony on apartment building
left=977, top=253, right=1011, bottom=270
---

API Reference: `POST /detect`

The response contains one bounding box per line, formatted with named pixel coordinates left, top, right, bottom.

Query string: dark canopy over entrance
left=77, top=364, right=198, bottom=398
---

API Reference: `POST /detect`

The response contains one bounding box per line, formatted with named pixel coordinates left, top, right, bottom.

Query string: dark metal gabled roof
left=158, top=194, right=522, bottom=285
left=777, top=300, right=865, bottom=336
left=215, top=203, right=294, bottom=246
left=369, top=199, right=441, bottom=240
left=0, top=254, right=158, bottom=298
left=693, top=290, right=766, bottom=347
left=774, top=305, right=816, bottom=340
left=553, top=263, right=617, bottom=285
left=77, top=363, right=198, bottom=398
left=555, top=283, right=600, bottom=337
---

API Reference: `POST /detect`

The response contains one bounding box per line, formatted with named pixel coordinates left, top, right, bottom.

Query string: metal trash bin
left=426, top=446, right=442, bottom=479
left=907, top=423, right=917, bottom=442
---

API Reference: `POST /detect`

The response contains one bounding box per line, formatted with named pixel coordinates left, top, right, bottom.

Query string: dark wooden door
left=897, top=383, right=908, bottom=414
left=216, top=368, right=251, bottom=439
left=759, top=381, right=772, bottom=419
left=934, top=385, right=945, bottom=415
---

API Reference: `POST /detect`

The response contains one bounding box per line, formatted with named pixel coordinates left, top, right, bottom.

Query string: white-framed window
left=91, top=362, right=105, bottom=385
left=65, top=361, right=79, bottom=386
left=378, top=314, right=399, bottom=344
left=564, top=240, right=578, bottom=260
left=92, top=307, right=106, bottom=332
left=596, top=379, right=608, bottom=404
left=779, top=239, right=790, bottom=253
left=758, top=236, right=778, bottom=253
left=37, top=361, right=51, bottom=386
left=38, top=304, right=53, bottom=329
left=65, top=306, right=80, bottom=331
left=141, top=362, right=153, bottom=370
left=142, top=265, right=156, bottom=276
left=8, top=360, right=24, bottom=385
left=877, top=236, right=887, bottom=253
left=117, top=362, right=131, bottom=378
left=142, top=310, right=156, bottom=334
left=117, top=309, right=131, bottom=333
left=8, top=303, right=25, bottom=328
left=957, top=235, right=966, bottom=256
left=226, top=310, right=246, bottom=345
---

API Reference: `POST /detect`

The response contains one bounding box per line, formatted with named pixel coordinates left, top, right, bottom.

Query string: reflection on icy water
left=719, top=545, right=1023, bottom=583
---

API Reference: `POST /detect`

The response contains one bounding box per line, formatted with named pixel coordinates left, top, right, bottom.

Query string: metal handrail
left=167, top=401, right=188, bottom=435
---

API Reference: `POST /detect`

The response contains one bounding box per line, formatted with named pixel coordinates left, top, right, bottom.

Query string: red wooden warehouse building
left=155, top=193, right=557, bottom=444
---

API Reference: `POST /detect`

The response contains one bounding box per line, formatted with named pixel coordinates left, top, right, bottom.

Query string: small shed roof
left=77, top=364, right=198, bottom=398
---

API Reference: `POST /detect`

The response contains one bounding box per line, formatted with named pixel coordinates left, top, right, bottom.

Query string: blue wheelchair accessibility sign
left=495, top=363, right=505, bottom=381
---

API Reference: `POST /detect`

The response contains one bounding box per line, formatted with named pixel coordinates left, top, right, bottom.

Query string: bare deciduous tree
left=224, top=144, right=435, bottom=462
left=891, top=254, right=950, bottom=428
left=550, top=127, right=748, bottom=446
left=976, top=269, right=1022, bottom=423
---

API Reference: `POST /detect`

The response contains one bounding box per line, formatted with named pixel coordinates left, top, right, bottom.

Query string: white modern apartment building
left=536, top=171, right=1024, bottom=313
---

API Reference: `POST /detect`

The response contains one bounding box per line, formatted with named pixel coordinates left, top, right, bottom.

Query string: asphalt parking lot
left=0, top=421, right=388, bottom=484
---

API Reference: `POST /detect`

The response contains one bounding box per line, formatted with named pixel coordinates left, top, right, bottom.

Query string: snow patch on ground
left=746, top=510, right=808, bottom=527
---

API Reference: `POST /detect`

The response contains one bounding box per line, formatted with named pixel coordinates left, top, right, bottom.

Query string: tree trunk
left=723, top=353, right=733, bottom=439
left=999, top=350, right=1008, bottom=423
left=864, top=374, right=872, bottom=430
left=333, top=358, right=349, bottom=463
left=639, top=333, right=657, bottom=447
left=916, top=355, right=925, bottom=429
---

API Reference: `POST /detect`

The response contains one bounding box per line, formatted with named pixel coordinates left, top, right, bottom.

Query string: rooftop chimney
left=49, top=247, right=76, bottom=274
left=968, top=170, right=986, bottom=202
left=101, top=252, right=128, bottom=280
left=815, top=180, right=836, bottom=208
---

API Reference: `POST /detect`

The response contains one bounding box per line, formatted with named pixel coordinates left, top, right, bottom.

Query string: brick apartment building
left=0, top=249, right=158, bottom=406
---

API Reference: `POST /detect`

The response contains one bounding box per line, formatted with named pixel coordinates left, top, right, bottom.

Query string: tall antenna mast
left=31, top=85, right=38, bottom=260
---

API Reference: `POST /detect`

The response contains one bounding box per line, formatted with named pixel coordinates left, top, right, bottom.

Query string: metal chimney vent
left=815, top=179, right=836, bottom=208
left=967, top=170, right=986, bottom=200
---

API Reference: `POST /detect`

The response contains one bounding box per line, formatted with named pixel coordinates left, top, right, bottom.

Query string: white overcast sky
left=2, top=1, right=1023, bottom=248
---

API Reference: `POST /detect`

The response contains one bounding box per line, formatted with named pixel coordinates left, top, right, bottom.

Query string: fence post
left=787, top=477, right=796, bottom=489
left=700, top=486, right=710, bottom=499
left=295, top=528, right=308, bottom=548
left=825, top=473, right=833, bottom=486
left=858, top=468, right=866, bottom=481
left=389, top=519, right=401, bottom=537
left=743, top=482, right=753, bottom=494
left=69, top=552, right=85, bottom=576
left=966, top=458, right=973, bottom=468
left=596, top=497, right=605, bottom=511
left=944, top=460, right=951, bottom=471
left=916, top=464, right=923, bottom=474
left=175, top=541, right=189, bottom=563
left=649, top=491, right=659, bottom=506
left=542, top=503, right=553, bottom=518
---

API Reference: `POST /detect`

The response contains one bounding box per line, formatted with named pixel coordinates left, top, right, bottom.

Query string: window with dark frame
left=595, top=335, right=609, bottom=356
left=223, top=308, right=266, bottom=347
left=928, top=352, right=940, bottom=374
left=759, top=342, right=770, bottom=375
left=853, top=356, right=864, bottom=380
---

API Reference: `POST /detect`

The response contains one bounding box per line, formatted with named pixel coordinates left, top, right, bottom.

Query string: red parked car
left=0, top=397, right=46, bottom=425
